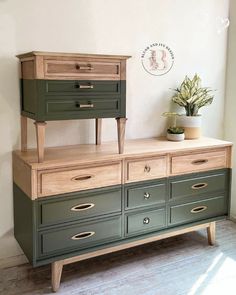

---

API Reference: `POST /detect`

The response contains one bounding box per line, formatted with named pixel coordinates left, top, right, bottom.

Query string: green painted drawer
left=170, top=171, right=227, bottom=200
left=125, top=182, right=166, bottom=210
left=38, top=187, right=122, bottom=227
left=39, top=216, right=122, bottom=256
left=21, top=79, right=126, bottom=121
left=169, top=195, right=227, bottom=225
left=45, top=97, right=120, bottom=120
left=126, top=208, right=166, bottom=236
left=45, top=80, right=120, bottom=95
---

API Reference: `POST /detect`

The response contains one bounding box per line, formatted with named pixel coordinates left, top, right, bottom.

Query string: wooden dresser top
left=16, top=51, right=131, bottom=60
left=13, top=137, right=232, bottom=170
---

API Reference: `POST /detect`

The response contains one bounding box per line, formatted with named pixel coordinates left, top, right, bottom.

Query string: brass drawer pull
left=190, top=206, right=207, bottom=214
left=143, top=217, right=150, bottom=224
left=192, top=159, right=208, bottom=165
left=191, top=183, right=208, bottom=190
left=75, top=84, right=94, bottom=89
left=144, top=192, right=150, bottom=200
left=71, top=203, right=95, bottom=212
left=71, top=231, right=95, bottom=240
left=72, top=175, right=93, bottom=181
left=75, top=64, right=94, bottom=70
left=144, top=165, right=151, bottom=173
left=75, top=102, right=94, bottom=108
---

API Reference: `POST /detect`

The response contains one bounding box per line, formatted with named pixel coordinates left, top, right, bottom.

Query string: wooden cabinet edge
left=13, top=153, right=38, bottom=200
left=16, top=51, right=132, bottom=60
left=226, top=146, right=233, bottom=168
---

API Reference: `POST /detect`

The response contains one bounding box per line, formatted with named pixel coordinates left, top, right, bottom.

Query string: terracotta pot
left=177, top=115, right=201, bottom=139
left=167, top=132, right=185, bottom=141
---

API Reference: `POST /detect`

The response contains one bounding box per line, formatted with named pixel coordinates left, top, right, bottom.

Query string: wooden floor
left=1, top=220, right=236, bottom=295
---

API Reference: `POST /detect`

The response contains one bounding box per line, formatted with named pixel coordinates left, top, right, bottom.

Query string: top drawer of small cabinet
left=18, top=52, right=131, bottom=81
left=171, top=149, right=227, bottom=175
left=44, top=60, right=121, bottom=80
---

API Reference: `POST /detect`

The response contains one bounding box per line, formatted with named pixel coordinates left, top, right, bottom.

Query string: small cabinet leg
left=95, top=118, right=102, bottom=145
left=34, top=121, right=47, bottom=163
left=51, top=261, right=64, bottom=292
left=116, top=118, right=127, bottom=154
left=207, top=222, right=216, bottom=246
left=21, top=116, right=27, bottom=152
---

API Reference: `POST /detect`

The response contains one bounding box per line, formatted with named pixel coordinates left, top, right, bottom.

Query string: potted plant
left=172, top=74, right=214, bottom=139
left=167, top=127, right=185, bottom=141
left=162, top=112, right=185, bottom=141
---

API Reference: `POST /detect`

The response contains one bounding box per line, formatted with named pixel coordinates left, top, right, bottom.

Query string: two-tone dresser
left=17, top=51, right=130, bottom=162
left=13, top=137, right=232, bottom=291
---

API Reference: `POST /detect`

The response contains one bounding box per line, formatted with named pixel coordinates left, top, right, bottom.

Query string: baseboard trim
left=229, top=215, right=236, bottom=223
left=0, top=254, right=28, bottom=269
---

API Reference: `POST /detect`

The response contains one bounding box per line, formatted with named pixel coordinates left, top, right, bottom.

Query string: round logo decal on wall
left=141, top=43, right=174, bottom=76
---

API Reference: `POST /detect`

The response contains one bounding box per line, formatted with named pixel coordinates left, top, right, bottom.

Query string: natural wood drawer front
left=44, top=60, right=120, bottom=80
left=39, top=162, right=121, bottom=197
left=171, top=150, right=227, bottom=175
left=126, top=157, right=167, bottom=182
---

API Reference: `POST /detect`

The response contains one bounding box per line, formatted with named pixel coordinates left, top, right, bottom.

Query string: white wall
left=0, top=0, right=230, bottom=262
left=225, top=0, right=236, bottom=218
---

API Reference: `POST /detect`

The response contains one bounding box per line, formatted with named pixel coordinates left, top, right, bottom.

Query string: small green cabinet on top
left=17, top=51, right=131, bottom=162
left=13, top=137, right=232, bottom=292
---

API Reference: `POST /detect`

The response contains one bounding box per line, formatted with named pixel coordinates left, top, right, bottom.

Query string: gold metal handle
left=77, top=103, right=94, bottom=108
left=78, top=84, right=94, bottom=89
left=144, top=165, right=151, bottom=173
left=75, top=64, right=94, bottom=70
left=190, top=206, right=207, bottom=214
left=71, top=203, right=95, bottom=212
left=71, top=231, right=95, bottom=240
left=72, top=175, right=93, bottom=182
left=143, top=217, right=150, bottom=224
left=191, top=183, right=208, bottom=190
left=192, top=159, right=208, bottom=165
left=144, top=192, right=150, bottom=200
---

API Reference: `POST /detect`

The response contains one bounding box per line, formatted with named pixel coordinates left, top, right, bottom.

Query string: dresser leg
left=207, top=222, right=216, bottom=245
left=116, top=118, right=127, bottom=154
left=52, top=261, right=64, bottom=292
left=34, top=121, right=47, bottom=163
left=95, top=118, right=102, bottom=145
left=21, top=116, right=28, bottom=151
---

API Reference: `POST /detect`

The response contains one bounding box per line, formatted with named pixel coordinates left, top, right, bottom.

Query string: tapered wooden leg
left=51, top=261, right=64, bottom=292
left=95, top=118, right=102, bottom=145
left=116, top=118, right=127, bottom=154
left=207, top=222, right=216, bottom=245
left=34, top=121, right=47, bottom=163
left=21, top=116, right=27, bottom=152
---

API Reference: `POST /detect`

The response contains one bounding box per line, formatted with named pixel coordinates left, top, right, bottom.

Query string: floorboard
left=1, top=220, right=236, bottom=295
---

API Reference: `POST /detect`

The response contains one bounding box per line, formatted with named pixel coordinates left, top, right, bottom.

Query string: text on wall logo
left=141, top=43, right=174, bottom=76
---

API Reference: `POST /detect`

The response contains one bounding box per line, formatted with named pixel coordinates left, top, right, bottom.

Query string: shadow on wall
left=0, top=56, right=21, bottom=150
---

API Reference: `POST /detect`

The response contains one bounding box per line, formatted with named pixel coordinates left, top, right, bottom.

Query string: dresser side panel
left=13, top=184, right=35, bottom=264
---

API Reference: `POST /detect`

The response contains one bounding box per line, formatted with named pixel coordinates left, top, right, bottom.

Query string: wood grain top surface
left=16, top=51, right=132, bottom=60
left=13, top=137, right=232, bottom=170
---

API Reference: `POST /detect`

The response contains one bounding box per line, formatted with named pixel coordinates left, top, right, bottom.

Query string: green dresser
left=13, top=137, right=232, bottom=291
